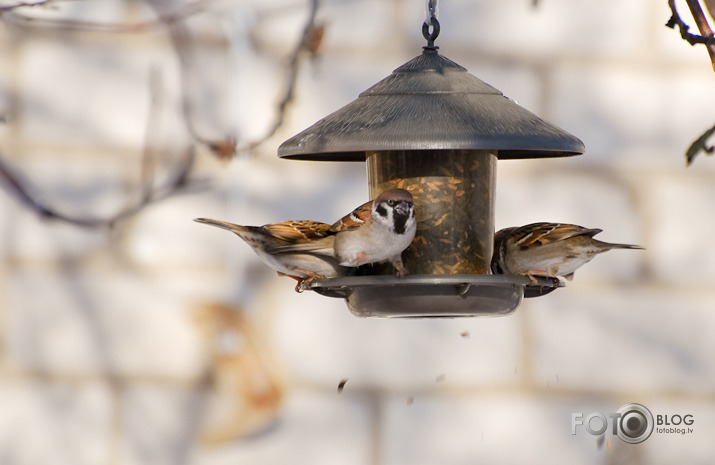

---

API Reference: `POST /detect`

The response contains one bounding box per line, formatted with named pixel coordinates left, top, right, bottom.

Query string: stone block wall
left=1, top=0, right=714, bottom=464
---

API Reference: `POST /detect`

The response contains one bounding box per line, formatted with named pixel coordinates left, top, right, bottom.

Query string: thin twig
left=685, top=0, right=715, bottom=69
left=236, top=0, right=322, bottom=155
left=666, top=0, right=715, bottom=45
left=0, top=0, right=56, bottom=12
left=0, top=156, right=56, bottom=219
left=0, top=147, right=201, bottom=229
left=1, top=0, right=214, bottom=32
left=143, top=0, right=239, bottom=160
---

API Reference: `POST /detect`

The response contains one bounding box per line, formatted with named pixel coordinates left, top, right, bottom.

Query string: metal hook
left=422, top=16, right=440, bottom=50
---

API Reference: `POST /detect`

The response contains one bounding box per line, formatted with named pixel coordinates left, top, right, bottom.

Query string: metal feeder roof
left=278, top=48, right=584, bottom=161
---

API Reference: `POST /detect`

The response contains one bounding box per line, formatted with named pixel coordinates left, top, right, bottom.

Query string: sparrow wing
left=262, top=220, right=332, bottom=243
left=255, top=220, right=335, bottom=256
left=263, top=235, right=336, bottom=257
left=330, top=199, right=372, bottom=232
left=512, top=223, right=603, bottom=249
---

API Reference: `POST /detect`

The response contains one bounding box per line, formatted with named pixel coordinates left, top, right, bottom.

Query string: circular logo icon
left=616, top=403, right=654, bottom=444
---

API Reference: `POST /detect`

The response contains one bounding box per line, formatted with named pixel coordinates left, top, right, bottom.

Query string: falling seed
left=596, top=434, right=605, bottom=449
left=435, top=374, right=446, bottom=383
left=337, top=378, right=348, bottom=393
left=460, top=331, right=470, bottom=338
left=556, top=374, right=560, bottom=382
left=406, top=396, right=414, bottom=405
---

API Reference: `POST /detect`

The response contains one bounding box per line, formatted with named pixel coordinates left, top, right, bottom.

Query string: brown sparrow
left=194, top=217, right=349, bottom=290
left=272, top=188, right=417, bottom=277
left=491, top=222, right=644, bottom=282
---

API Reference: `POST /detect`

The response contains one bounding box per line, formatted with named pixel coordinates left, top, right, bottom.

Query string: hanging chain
left=423, top=0, right=440, bottom=49
left=425, top=0, right=438, bottom=26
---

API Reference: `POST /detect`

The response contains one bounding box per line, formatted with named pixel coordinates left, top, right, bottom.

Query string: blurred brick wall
left=1, top=1, right=714, bottom=464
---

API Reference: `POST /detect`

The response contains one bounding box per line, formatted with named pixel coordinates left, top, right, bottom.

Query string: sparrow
left=272, top=188, right=417, bottom=277
left=491, top=222, right=644, bottom=282
left=194, top=217, right=349, bottom=291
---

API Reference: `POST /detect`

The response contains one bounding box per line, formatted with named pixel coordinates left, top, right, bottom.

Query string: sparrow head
left=493, top=227, right=517, bottom=249
left=491, top=226, right=517, bottom=274
left=372, top=188, right=415, bottom=235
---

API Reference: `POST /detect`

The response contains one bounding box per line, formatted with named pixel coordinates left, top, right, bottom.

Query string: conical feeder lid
left=278, top=49, right=584, bottom=161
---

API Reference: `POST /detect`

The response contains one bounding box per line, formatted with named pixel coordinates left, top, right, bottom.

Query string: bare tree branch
left=704, top=0, right=715, bottom=21
left=685, top=0, right=715, bottom=69
left=4, top=0, right=324, bottom=160
left=0, top=146, right=202, bottom=229
left=0, top=67, right=204, bottom=229
left=666, top=0, right=715, bottom=63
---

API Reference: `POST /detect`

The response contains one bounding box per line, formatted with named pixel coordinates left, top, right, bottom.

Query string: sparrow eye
left=387, top=200, right=396, bottom=207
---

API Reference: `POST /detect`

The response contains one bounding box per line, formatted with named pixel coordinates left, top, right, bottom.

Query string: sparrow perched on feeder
left=274, top=188, right=417, bottom=277
left=491, top=222, right=643, bottom=282
left=194, top=188, right=417, bottom=289
left=194, top=218, right=349, bottom=291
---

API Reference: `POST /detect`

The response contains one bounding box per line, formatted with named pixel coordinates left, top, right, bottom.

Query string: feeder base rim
left=304, top=273, right=562, bottom=299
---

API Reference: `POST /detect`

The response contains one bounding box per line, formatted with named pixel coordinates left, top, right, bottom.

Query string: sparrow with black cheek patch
left=332, top=188, right=417, bottom=276
left=491, top=222, right=644, bottom=283
left=194, top=218, right=349, bottom=291
left=273, top=188, right=417, bottom=277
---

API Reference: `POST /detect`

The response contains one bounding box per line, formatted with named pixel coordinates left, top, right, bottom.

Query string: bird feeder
left=278, top=17, right=584, bottom=318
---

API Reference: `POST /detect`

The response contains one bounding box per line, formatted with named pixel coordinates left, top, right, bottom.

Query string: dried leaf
left=303, top=22, right=326, bottom=55
left=686, top=123, right=715, bottom=165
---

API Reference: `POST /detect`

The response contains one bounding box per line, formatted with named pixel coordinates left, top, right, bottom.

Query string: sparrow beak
left=394, top=201, right=411, bottom=217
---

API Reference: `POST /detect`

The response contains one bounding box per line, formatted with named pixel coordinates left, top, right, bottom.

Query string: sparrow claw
left=391, top=256, right=408, bottom=277
left=281, top=274, right=306, bottom=293
left=526, top=271, right=547, bottom=285
left=295, top=273, right=326, bottom=293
